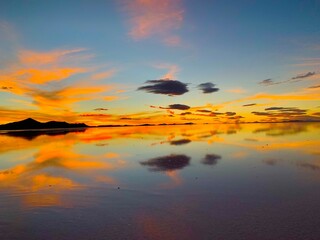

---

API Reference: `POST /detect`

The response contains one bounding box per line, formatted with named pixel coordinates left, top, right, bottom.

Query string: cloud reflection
left=201, top=154, right=221, bottom=165
left=169, top=139, right=191, bottom=145
left=140, top=154, right=190, bottom=172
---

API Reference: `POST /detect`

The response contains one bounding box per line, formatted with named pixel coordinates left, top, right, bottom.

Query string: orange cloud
left=123, top=0, right=184, bottom=45
left=18, top=48, right=86, bottom=65
left=250, top=92, right=320, bottom=101
left=31, top=174, right=78, bottom=191
left=16, top=67, right=86, bottom=84
left=226, top=88, right=247, bottom=94
left=221, top=90, right=320, bottom=108
left=154, top=63, right=180, bottom=79
left=0, top=47, right=118, bottom=122
left=90, top=70, right=116, bottom=80
left=26, top=85, right=109, bottom=112
left=104, top=95, right=120, bottom=101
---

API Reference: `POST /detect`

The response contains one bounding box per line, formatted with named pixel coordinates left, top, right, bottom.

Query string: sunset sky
left=0, top=0, right=319, bottom=125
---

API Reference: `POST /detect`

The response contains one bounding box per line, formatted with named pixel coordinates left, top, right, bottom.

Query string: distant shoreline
left=0, top=119, right=319, bottom=132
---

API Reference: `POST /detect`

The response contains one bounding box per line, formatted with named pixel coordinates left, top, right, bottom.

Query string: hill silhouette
left=0, top=118, right=88, bottom=130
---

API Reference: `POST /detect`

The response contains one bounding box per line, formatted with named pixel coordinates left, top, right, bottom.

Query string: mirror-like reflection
left=201, top=154, right=222, bottom=165
left=0, top=123, right=320, bottom=239
left=140, top=154, right=191, bottom=171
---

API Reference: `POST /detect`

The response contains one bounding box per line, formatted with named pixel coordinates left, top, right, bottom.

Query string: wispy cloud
left=308, top=85, right=320, bottom=89
left=243, top=103, right=256, bottom=107
left=0, top=47, right=117, bottom=121
left=26, top=85, right=108, bottom=111
left=220, top=90, right=320, bottom=112
left=122, top=0, right=184, bottom=46
left=251, top=106, right=320, bottom=122
left=154, top=64, right=180, bottom=79
left=259, top=72, right=319, bottom=87
left=104, top=96, right=120, bottom=101
left=90, top=70, right=116, bottom=81
left=292, top=71, right=316, bottom=79
left=18, top=48, right=87, bottom=65
left=258, top=78, right=277, bottom=86
left=16, top=67, right=86, bottom=84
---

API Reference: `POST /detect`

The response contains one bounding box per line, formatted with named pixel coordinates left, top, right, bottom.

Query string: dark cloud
left=228, top=116, right=244, bottom=120
left=169, top=139, right=191, bottom=145
left=197, top=109, right=211, bottom=113
left=195, top=111, right=238, bottom=118
left=313, top=112, right=320, bottom=116
left=140, top=154, right=191, bottom=172
left=252, top=111, right=294, bottom=117
left=138, top=79, right=188, bottom=96
left=243, top=103, right=256, bottom=107
left=94, top=108, right=108, bottom=111
left=120, top=117, right=132, bottom=120
left=150, top=104, right=190, bottom=110
left=259, top=79, right=275, bottom=86
left=201, top=154, right=221, bottom=165
left=252, top=112, right=271, bottom=116
left=1, top=86, right=13, bottom=90
left=292, top=72, right=315, bottom=79
left=168, top=104, right=190, bottom=110
left=251, top=106, right=314, bottom=122
left=308, top=85, right=320, bottom=89
left=265, top=107, right=307, bottom=114
left=180, top=111, right=191, bottom=116
left=265, top=107, right=287, bottom=110
left=80, top=113, right=110, bottom=117
left=211, top=112, right=225, bottom=115
left=197, top=82, right=219, bottom=94
left=225, top=112, right=236, bottom=116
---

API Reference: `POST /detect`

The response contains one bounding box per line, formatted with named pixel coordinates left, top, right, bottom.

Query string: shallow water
left=0, top=123, right=319, bottom=240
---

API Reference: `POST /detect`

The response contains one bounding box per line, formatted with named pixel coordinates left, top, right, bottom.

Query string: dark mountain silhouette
left=0, top=118, right=88, bottom=130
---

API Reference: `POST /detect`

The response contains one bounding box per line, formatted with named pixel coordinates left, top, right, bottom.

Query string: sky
left=0, top=0, right=320, bottom=125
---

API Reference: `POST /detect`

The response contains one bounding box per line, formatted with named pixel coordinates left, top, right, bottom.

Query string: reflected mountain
left=201, top=154, right=221, bottom=165
left=140, top=154, right=191, bottom=172
left=0, top=118, right=88, bottom=130
left=169, top=139, right=191, bottom=145
left=0, top=128, right=86, bottom=140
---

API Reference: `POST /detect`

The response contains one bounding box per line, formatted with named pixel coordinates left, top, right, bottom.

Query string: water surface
left=0, top=123, right=320, bottom=240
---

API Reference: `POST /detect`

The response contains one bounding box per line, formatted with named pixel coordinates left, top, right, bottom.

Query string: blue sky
left=0, top=0, right=319, bottom=124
